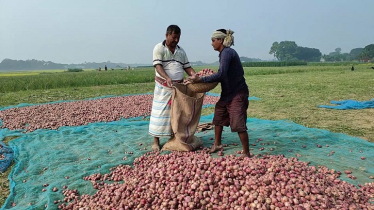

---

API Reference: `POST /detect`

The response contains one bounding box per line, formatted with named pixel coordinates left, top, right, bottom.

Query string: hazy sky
left=1, top=0, right=373, bottom=64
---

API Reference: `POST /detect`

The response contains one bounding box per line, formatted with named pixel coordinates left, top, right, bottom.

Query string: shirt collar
left=218, top=47, right=228, bottom=57
left=162, top=40, right=180, bottom=48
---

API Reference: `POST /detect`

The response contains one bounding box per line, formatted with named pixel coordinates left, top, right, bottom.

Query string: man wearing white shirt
left=149, top=25, right=196, bottom=151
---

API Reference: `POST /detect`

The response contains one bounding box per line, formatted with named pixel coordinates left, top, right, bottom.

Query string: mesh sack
left=186, top=82, right=218, bottom=93
left=186, top=68, right=218, bottom=93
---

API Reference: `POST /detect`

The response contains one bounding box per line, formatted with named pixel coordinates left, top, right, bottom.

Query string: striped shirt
left=202, top=47, right=248, bottom=102
left=152, top=40, right=191, bottom=81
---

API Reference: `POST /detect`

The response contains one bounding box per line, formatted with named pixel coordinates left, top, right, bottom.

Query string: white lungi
left=149, top=81, right=173, bottom=137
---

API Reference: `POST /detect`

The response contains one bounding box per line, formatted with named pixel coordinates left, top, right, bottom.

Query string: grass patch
left=0, top=69, right=67, bottom=77
left=0, top=69, right=155, bottom=92
left=67, top=68, right=84, bottom=72
left=246, top=66, right=374, bottom=142
left=0, top=167, right=12, bottom=206
left=2, top=136, right=20, bottom=145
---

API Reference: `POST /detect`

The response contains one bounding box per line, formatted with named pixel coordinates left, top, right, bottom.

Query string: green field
left=0, top=69, right=67, bottom=77
left=1, top=65, right=373, bottom=140
left=1, top=65, right=374, bottom=205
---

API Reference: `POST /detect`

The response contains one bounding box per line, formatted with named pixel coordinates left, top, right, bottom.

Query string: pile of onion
left=57, top=151, right=374, bottom=209
left=0, top=94, right=219, bottom=132
left=196, top=68, right=216, bottom=77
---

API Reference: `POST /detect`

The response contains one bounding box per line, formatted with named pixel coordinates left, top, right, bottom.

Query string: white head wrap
left=211, top=29, right=234, bottom=47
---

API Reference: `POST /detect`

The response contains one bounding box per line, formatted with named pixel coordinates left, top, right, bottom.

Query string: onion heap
left=57, top=151, right=374, bottom=209
left=196, top=68, right=216, bottom=77
left=0, top=94, right=219, bottom=132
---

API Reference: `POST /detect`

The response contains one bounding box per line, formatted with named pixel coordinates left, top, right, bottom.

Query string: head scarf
left=211, top=29, right=234, bottom=47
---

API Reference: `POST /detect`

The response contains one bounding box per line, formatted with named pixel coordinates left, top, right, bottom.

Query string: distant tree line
left=269, top=41, right=374, bottom=62
left=353, top=44, right=374, bottom=61
left=323, top=45, right=374, bottom=62
left=239, top=57, right=262, bottom=62
left=242, top=61, right=307, bottom=67
left=0, top=58, right=265, bottom=71
left=2, top=43, right=373, bottom=71
left=269, top=41, right=322, bottom=62
left=0, top=59, right=65, bottom=70
left=0, top=59, right=146, bottom=71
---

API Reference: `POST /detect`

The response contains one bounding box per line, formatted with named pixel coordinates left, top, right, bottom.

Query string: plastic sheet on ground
left=1, top=96, right=373, bottom=209
left=0, top=141, right=14, bottom=173
left=0, top=115, right=373, bottom=209
left=319, top=98, right=374, bottom=109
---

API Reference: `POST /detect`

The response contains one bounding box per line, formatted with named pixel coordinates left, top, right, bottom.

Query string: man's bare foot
left=209, top=144, right=223, bottom=153
left=152, top=143, right=160, bottom=151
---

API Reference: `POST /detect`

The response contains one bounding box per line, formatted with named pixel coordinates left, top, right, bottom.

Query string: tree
left=270, top=41, right=322, bottom=62
left=269, top=41, right=298, bottom=61
left=340, top=53, right=350, bottom=61
left=323, top=48, right=351, bottom=61
left=295, top=47, right=322, bottom=62
left=335, top=47, right=342, bottom=54
left=359, top=44, right=374, bottom=61
left=349, top=48, right=364, bottom=60
left=269, top=42, right=279, bottom=59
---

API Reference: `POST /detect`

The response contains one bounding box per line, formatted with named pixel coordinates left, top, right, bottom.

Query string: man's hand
left=165, top=77, right=172, bottom=87
left=184, top=74, right=201, bottom=85
left=183, top=79, right=192, bottom=85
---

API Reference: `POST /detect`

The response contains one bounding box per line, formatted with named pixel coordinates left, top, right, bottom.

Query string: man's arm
left=153, top=44, right=173, bottom=86
left=202, top=50, right=231, bottom=83
left=187, top=50, right=231, bottom=84
left=184, top=67, right=196, bottom=77
left=155, top=64, right=172, bottom=86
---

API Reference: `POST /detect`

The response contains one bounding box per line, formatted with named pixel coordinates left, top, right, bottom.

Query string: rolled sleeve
left=183, top=62, right=191, bottom=69
left=153, top=44, right=163, bottom=66
left=181, top=51, right=191, bottom=69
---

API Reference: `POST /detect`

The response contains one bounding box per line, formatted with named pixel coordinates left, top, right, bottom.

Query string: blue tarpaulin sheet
left=319, top=99, right=374, bottom=110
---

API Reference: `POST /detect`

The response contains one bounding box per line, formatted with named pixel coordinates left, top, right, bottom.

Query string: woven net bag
left=186, top=68, right=218, bottom=93
left=186, top=82, right=219, bottom=93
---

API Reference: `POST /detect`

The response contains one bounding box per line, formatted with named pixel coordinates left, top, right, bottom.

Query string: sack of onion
left=186, top=68, right=218, bottom=93
left=162, top=83, right=205, bottom=151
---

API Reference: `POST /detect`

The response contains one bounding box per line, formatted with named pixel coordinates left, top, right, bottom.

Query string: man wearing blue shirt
left=186, top=29, right=250, bottom=158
